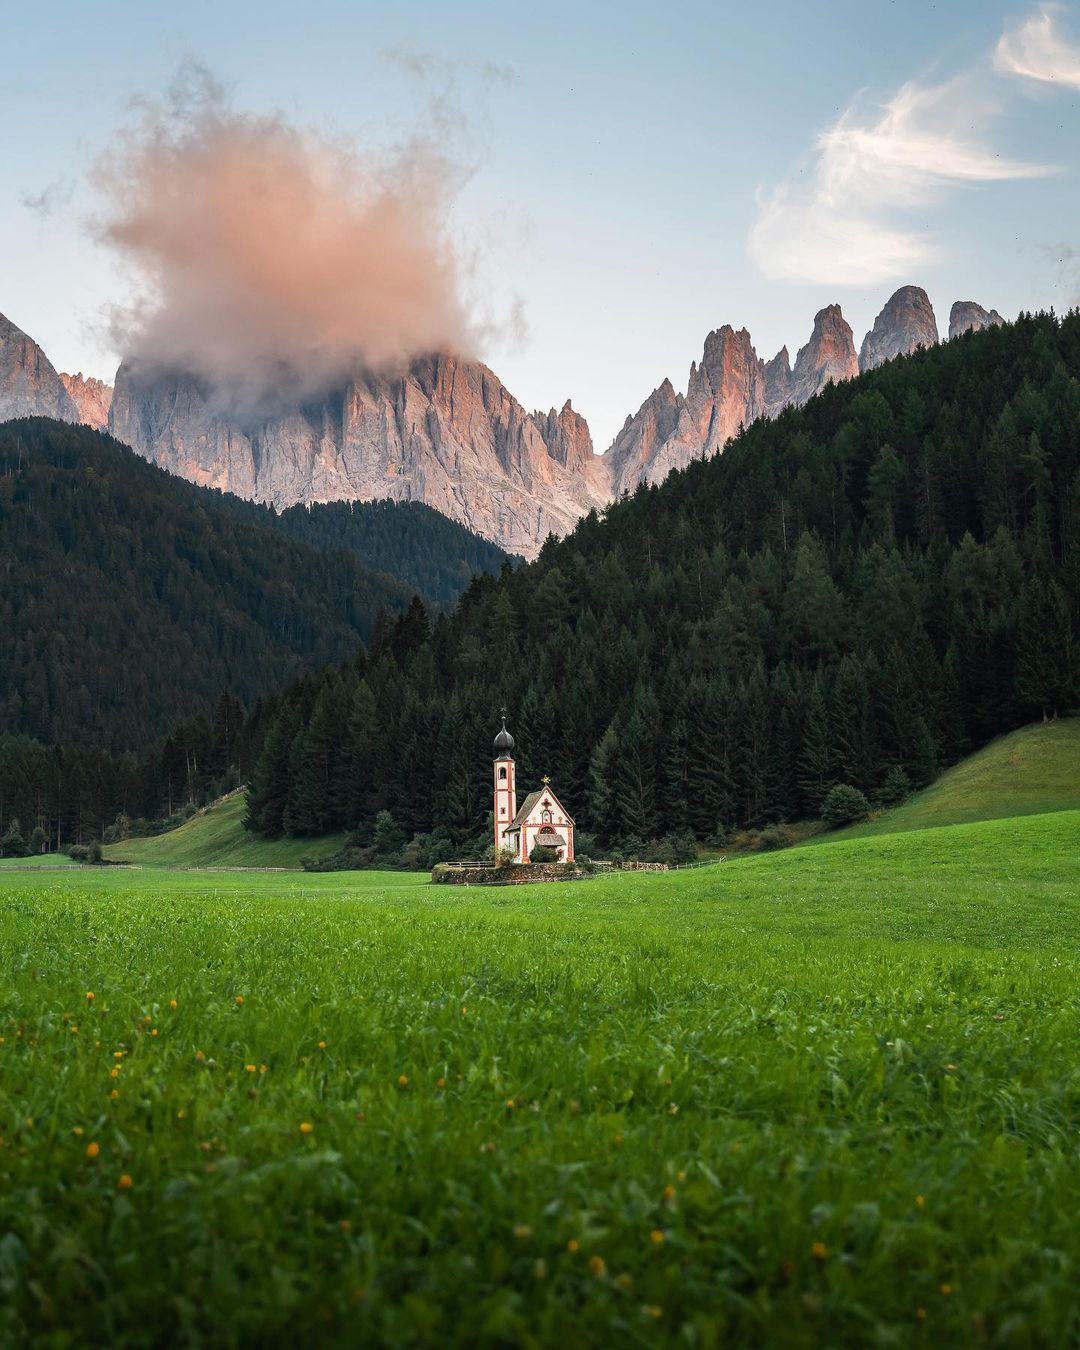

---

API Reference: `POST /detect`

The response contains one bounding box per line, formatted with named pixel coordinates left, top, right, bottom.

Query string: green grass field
left=3, top=809, right=1080, bottom=1346
left=837, top=718, right=1080, bottom=839
left=103, top=790, right=349, bottom=869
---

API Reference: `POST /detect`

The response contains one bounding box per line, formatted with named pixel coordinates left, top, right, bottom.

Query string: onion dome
left=493, top=715, right=515, bottom=759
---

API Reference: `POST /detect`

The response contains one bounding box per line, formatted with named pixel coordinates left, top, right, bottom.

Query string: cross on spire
left=541, top=774, right=551, bottom=785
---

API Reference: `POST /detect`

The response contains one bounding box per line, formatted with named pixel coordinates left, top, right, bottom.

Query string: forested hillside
left=247, top=311, right=1080, bottom=852
left=0, top=419, right=508, bottom=846
left=272, top=499, right=513, bottom=609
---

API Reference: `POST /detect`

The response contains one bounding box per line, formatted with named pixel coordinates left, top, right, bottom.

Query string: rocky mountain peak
left=792, top=304, right=859, bottom=399
left=859, top=286, right=939, bottom=372
left=0, top=312, right=78, bottom=424
left=60, top=372, right=113, bottom=430
left=948, top=301, right=1006, bottom=341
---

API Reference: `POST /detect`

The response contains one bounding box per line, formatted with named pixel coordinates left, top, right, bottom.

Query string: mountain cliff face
left=0, top=312, right=78, bottom=424
left=859, top=286, right=939, bottom=371
left=949, top=301, right=1005, bottom=340
left=60, top=372, right=113, bottom=430
left=606, top=326, right=766, bottom=495
left=109, top=355, right=609, bottom=558
left=765, top=304, right=859, bottom=415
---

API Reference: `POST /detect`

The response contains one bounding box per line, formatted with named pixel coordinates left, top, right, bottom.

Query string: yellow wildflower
left=397, top=1075, right=409, bottom=1087
left=234, top=996, right=244, bottom=1006
left=169, top=1000, right=177, bottom=1011
left=650, top=1229, right=664, bottom=1245
left=299, top=1122, right=314, bottom=1134
left=567, top=1239, right=579, bottom=1253
left=811, top=1242, right=828, bottom=1262
left=589, top=1255, right=607, bottom=1278
left=86, top=992, right=95, bottom=1003
left=85, top=1142, right=100, bottom=1159
left=117, top=1174, right=133, bottom=1191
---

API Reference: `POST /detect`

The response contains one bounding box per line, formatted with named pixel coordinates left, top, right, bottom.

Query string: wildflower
left=513, top=1224, right=532, bottom=1239
left=235, top=996, right=244, bottom=1006
left=916, top=1195, right=925, bottom=1209
left=945, top=1064, right=956, bottom=1073
left=461, top=1006, right=468, bottom=1016
left=169, top=1000, right=177, bottom=1011
left=110, top=1067, right=121, bottom=1079
left=397, top=1075, right=409, bottom=1087
left=86, top=1142, right=100, bottom=1159
left=113, top=1050, right=125, bottom=1059
left=589, top=1255, right=607, bottom=1278
left=245, top=1064, right=256, bottom=1073
left=568, top=1099, right=581, bottom=1115
left=151, top=1029, right=158, bottom=1038
left=614, top=1134, right=624, bottom=1147
left=662, top=1185, right=676, bottom=1201
left=615, top=1272, right=633, bottom=1291
left=195, top=1050, right=206, bottom=1063
left=642, top=1305, right=663, bottom=1320
left=811, top=1242, right=828, bottom=1262
left=299, top=1122, right=314, bottom=1135
left=141, top=1016, right=151, bottom=1026
left=110, top=1090, right=119, bottom=1100
left=177, top=1109, right=186, bottom=1119
left=260, top=1064, right=268, bottom=1074
left=566, top=1239, right=579, bottom=1253
left=667, top=1103, right=679, bottom=1116
left=677, top=1170, right=687, bottom=1182
left=482, top=1140, right=497, bottom=1153
left=318, top=1041, right=327, bottom=1050
left=940, top=1283, right=952, bottom=1295
left=117, top=1174, right=133, bottom=1191
left=86, top=992, right=95, bottom=1003
left=72, top=1127, right=84, bottom=1137
left=916, top=1307, right=927, bottom=1322
left=650, top=1228, right=665, bottom=1244
left=505, top=1098, right=516, bottom=1110
left=436, top=1077, right=446, bottom=1089
left=70, top=1026, right=78, bottom=1034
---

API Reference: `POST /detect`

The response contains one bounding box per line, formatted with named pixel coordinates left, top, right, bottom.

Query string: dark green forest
left=0, top=420, right=506, bottom=845
left=246, top=311, right=1080, bottom=855
left=274, top=498, right=513, bottom=610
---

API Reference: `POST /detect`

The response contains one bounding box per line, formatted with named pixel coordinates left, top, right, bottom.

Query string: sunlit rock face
left=949, top=301, right=1005, bottom=341
left=60, top=373, right=113, bottom=430
left=859, top=286, right=939, bottom=372
left=109, top=354, right=610, bottom=559
left=0, top=312, right=78, bottom=423
left=606, top=326, right=766, bottom=495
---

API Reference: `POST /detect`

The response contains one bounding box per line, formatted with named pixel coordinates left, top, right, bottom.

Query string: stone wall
left=432, top=863, right=591, bottom=886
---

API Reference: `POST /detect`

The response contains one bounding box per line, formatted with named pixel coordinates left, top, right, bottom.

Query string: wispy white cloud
left=995, top=7, right=1080, bottom=88
left=749, top=77, right=1050, bottom=286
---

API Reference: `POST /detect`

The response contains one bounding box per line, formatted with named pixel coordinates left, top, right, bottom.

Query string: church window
left=499, top=767, right=507, bottom=781
left=541, top=808, right=552, bottom=824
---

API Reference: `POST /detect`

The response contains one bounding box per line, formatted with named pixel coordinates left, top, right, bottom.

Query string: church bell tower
left=492, top=712, right=517, bottom=854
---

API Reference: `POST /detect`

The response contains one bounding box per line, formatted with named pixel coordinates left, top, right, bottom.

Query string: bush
left=66, top=844, right=90, bottom=863
left=28, top=826, right=49, bottom=856
left=821, top=784, right=870, bottom=829
left=88, top=841, right=103, bottom=864
left=529, top=845, right=560, bottom=865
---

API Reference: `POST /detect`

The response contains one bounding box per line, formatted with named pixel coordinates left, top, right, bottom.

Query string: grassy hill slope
left=836, top=718, right=1080, bottom=840
left=105, top=791, right=348, bottom=869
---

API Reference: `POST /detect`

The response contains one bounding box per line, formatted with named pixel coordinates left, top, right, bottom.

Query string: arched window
left=541, top=808, right=552, bottom=824
left=499, top=767, right=507, bottom=781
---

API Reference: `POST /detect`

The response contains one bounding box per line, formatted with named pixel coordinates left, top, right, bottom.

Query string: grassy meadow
left=2, top=809, right=1080, bottom=1346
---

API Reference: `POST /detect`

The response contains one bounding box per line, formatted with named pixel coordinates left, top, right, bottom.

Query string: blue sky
left=3, top=0, right=1079, bottom=449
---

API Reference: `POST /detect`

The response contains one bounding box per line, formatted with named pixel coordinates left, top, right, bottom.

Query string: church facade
left=492, top=716, right=575, bottom=864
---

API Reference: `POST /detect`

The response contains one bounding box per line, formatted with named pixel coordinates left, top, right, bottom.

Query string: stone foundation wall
left=432, top=863, right=590, bottom=886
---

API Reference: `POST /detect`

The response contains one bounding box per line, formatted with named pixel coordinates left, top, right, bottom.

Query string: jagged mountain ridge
left=109, top=354, right=609, bottom=559
left=0, top=312, right=78, bottom=423
left=1, top=287, right=1009, bottom=555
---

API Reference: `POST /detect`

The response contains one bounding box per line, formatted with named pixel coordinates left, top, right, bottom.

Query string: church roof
left=505, top=786, right=575, bottom=831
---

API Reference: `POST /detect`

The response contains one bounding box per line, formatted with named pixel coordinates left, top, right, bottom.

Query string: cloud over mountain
left=95, top=64, right=476, bottom=413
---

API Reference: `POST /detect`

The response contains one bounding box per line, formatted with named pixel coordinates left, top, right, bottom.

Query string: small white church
left=492, top=714, right=575, bottom=864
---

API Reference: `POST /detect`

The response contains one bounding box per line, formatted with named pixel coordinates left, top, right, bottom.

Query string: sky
left=3, top=0, right=1079, bottom=451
